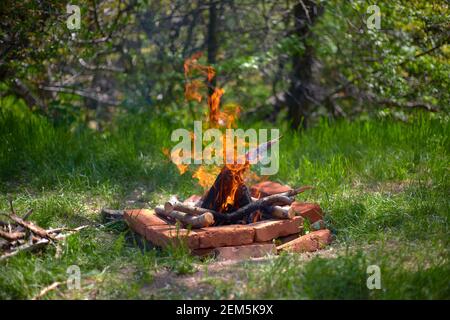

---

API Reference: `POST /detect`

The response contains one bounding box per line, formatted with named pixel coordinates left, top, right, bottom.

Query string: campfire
left=124, top=53, right=333, bottom=259
left=156, top=183, right=313, bottom=228
left=159, top=53, right=309, bottom=227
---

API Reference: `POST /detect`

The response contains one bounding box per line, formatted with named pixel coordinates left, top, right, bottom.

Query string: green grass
left=0, top=102, right=448, bottom=299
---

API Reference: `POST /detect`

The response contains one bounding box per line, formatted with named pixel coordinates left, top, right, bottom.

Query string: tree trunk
left=285, top=0, right=322, bottom=129
left=207, top=0, right=218, bottom=96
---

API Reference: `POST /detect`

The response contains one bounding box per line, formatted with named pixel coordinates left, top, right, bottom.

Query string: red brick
left=276, top=233, right=301, bottom=245
left=145, top=225, right=199, bottom=249
left=290, top=202, right=324, bottom=223
left=277, top=229, right=332, bottom=253
left=250, top=216, right=304, bottom=242
left=124, top=209, right=168, bottom=235
left=196, top=225, right=255, bottom=248
left=250, top=181, right=292, bottom=198
left=214, top=243, right=276, bottom=261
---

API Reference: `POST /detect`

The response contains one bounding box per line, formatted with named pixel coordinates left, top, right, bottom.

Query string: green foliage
left=2, top=0, right=447, bottom=125
left=0, top=105, right=448, bottom=299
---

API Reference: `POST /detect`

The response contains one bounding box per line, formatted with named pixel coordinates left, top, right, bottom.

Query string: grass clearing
left=0, top=104, right=448, bottom=299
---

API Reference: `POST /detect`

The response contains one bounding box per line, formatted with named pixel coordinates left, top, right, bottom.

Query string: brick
left=277, top=229, right=332, bottom=253
left=250, top=181, right=292, bottom=198
left=145, top=225, right=199, bottom=249
left=124, top=209, right=199, bottom=249
left=290, top=202, right=324, bottom=223
left=250, top=216, right=304, bottom=242
left=214, top=243, right=276, bottom=261
left=197, top=225, right=255, bottom=248
left=276, top=233, right=301, bottom=246
left=124, top=209, right=168, bottom=236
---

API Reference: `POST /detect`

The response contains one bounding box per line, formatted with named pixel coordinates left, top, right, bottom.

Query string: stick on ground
left=0, top=213, right=55, bottom=240
left=32, top=282, right=61, bottom=300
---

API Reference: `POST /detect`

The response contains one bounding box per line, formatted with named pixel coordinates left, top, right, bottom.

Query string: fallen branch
left=376, top=98, right=439, bottom=112
left=155, top=206, right=214, bottom=229
left=0, top=213, right=55, bottom=240
left=266, top=195, right=294, bottom=206
left=0, top=229, right=25, bottom=242
left=0, top=238, right=49, bottom=261
left=0, top=225, right=90, bottom=261
left=164, top=201, right=210, bottom=216
left=32, top=282, right=61, bottom=300
left=213, top=186, right=312, bottom=223
left=172, top=186, right=310, bottom=224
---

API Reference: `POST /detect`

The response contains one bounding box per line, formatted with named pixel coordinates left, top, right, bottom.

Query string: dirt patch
left=140, top=247, right=339, bottom=299
left=353, top=179, right=413, bottom=194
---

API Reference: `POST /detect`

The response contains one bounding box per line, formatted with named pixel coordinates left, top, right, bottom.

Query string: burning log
left=155, top=205, right=214, bottom=229
left=266, top=206, right=294, bottom=220
left=32, top=282, right=61, bottom=300
left=0, top=199, right=91, bottom=261
left=163, top=186, right=311, bottom=225
left=200, top=166, right=252, bottom=214
left=207, top=186, right=313, bottom=224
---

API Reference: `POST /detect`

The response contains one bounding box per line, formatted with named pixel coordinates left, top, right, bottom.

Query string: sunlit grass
left=0, top=104, right=448, bottom=299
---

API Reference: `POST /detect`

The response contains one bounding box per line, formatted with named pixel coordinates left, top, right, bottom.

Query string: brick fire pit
left=124, top=182, right=333, bottom=261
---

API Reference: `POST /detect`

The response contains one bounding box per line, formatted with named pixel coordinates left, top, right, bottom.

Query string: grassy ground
left=0, top=102, right=448, bottom=299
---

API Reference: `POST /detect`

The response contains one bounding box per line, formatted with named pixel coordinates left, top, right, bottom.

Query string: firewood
left=267, top=206, right=294, bottom=219
left=267, top=186, right=313, bottom=198
left=267, top=195, right=294, bottom=206
left=155, top=205, right=214, bottom=228
left=32, top=282, right=61, bottom=300
left=200, top=168, right=252, bottom=213
left=209, top=186, right=312, bottom=224
left=8, top=198, right=16, bottom=215
left=164, top=201, right=209, bottom=216
left=22, top=209, right=33, bottom=221
left=0, top=229, right=26, bottom=241
left=46, top=225, right=89, bottom=235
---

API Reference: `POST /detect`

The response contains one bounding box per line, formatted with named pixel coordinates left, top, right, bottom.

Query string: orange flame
left=192, top=166, right=221, bottom=189
left=160, top=52, right=259, bottom=215
left=184, top=53, right=250, bottom=203
left=208, top=88, right=224, bottom=127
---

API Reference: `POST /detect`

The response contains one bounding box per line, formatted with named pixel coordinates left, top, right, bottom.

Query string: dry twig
left=32, top=282, right=61, bottom=300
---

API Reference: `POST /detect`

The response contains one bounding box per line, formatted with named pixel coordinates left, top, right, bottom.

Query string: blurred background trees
left=1, top=0, right=448, bottom=128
